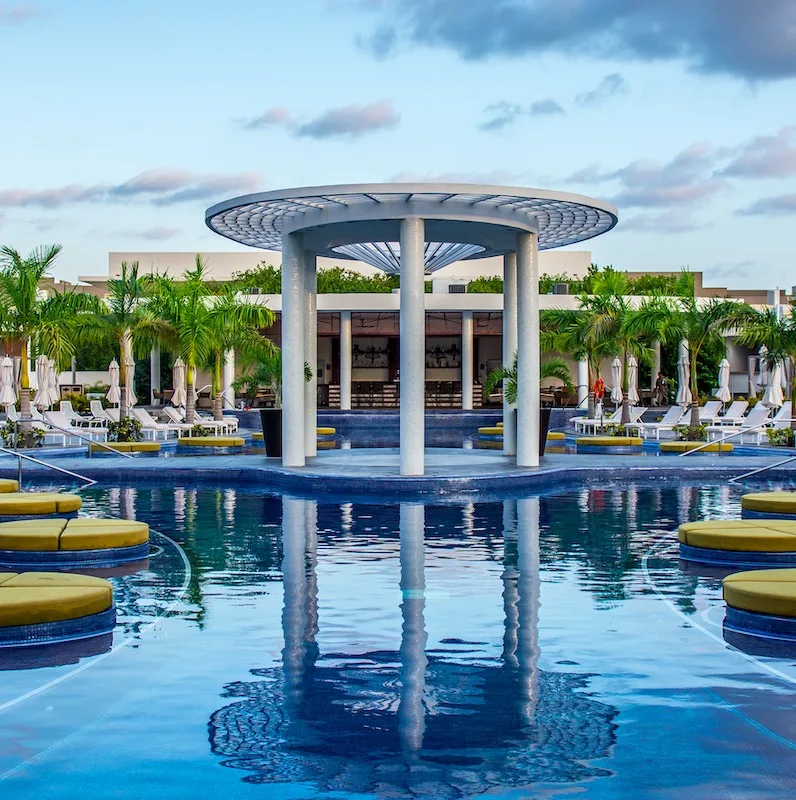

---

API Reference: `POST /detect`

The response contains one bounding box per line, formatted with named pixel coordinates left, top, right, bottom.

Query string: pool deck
left=3, top=446, right=796, bottom=497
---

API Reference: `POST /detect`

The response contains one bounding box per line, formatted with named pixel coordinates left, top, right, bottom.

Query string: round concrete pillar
left=304, top=252, right=317, bottom=458
left=281, top=232, right=306, bottom=467
left=503, top=251, right=518, bottom=456
left=461, top=310, right=474, bottom=410
left=516, top=233, right=540, bottom=467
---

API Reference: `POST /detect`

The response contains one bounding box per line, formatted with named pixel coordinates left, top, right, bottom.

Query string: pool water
left=3, top=480, right=796, bottom=798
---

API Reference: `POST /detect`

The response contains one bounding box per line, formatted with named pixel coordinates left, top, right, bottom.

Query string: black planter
left=539, top=407, right=552, bottom=455
left=259, top=408, right=282, bottom=457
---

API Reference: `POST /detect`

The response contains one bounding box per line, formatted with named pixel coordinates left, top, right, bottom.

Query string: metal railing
left=15, top=416, right=135, bottom=460
left=675, top=417, right=795, bottom=458
left=0, top=444, right=96, bottom=487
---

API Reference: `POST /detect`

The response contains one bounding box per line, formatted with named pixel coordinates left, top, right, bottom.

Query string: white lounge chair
left=4, top=404, right=67, bottom=446
left=744, top=401, right=793, bottom=445
left=710, top=400, right=749, bottom=426
left=61, top=400, right=105, bottom=428
left=577, top=406, right=645, bottom=435
left=164, top=405, right=227, bottom=434
left=626, top=405, right=687, bottom=440
left=697, top=400, right=723, bottom=424
left=707, top=404, right=771, bottom=442
left=44, top=410, right=108, bottom=443
left=131, top=407, right=184, bottom=440
left=89, top=400, right=115, bottom=425
left=573, top=406, right=623, bottom=434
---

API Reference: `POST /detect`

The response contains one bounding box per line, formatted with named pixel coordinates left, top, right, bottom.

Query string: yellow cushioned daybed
left=678, top=520, right=796, bottom=552
left=576, top=436, right=642, bottom=447
left=742, top=493, right=796, bottom=515
left=0, top=479, right=20, bottom=493
left=252, top=431, right=264, bottom=441
left=547, top=432, right=566, bottom=442
left=0, top=492, right=82, bottom=516
left=478, top=426, right=503, bottom=435
left=177, top=436, right=244, bottom=447
left=89, top=441, right=161, bottom=453
left=0, top=572, right=113, bottom=627
left=660, top=441, right=733, bottom=453
left=317, top=427, right=336, bottom=436
left=723, top=569, right=796, bottom=617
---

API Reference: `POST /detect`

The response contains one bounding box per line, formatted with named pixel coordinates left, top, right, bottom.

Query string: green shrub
left=107, top=417, right=142, bottom=443
left=190, top=423, right=210, bottom=437
left=0, top=421, right=45, bottom=448
left=61, top=392, right=90, bottom=413
left=673, top=424, right=707, bottom=442
left=599, top=423, right=631, bottom=437
left=766, top=428, right=794, bottom=447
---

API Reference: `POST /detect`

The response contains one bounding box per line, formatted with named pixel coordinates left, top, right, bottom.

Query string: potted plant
left=234, top=347, right=312, bottom=457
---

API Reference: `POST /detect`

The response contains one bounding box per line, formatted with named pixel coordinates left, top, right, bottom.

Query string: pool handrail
left=674, top=417, right=796, bottom=458
left=0, top=444, right=96, bottom=487
left=15, top=416, right=135, bottom=459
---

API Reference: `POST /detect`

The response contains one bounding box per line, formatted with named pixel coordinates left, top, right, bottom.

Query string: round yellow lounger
left=177, top=436, right=244, bottom=447
left=741, top=493, right=796, bottom=519
left=0, top=479, right=20, bottom=493
left=678, top=519, right=796, bottom=566
left=0, top=518, right=150, bottom=568
left=0, top=571, right=115, bottom=648
left=0, top=492, right=82, bottom=516
left=723, top=568, right=796, bottom=643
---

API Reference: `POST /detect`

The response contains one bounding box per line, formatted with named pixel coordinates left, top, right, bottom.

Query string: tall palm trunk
left=18, top=339, right=32, bottom=439
left=213, top=352, right=224, bottom=421
left=689, top=348, right=700, bottom=428
left=185, top=364, right=196, bottom=424
left=587, top=361, right=596, bottom=419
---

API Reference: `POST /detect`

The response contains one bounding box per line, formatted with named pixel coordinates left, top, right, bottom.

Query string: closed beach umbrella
left=715, top=358, right=731, bottom=404
left=627, top=355, right=639, bottom=405
left=610, top=358, right=623, bottom=405
left=107, top=360, right=121, bottom=405
left=756, top=347, right=769, bottom=395
left=171, top=357, right=187, bottom=407
left=748, top=355, right=758, bottom=399
left=0, top=357, right=17, bottom=406
left=33, top=355, right=50, bottom=409
left=676, top=351, right=692, bottom=406
left=125, top=352, right=137, bottom=407
left=47, top=358, right=60, bottom=408
left=763, top=362, right=784, bottom=408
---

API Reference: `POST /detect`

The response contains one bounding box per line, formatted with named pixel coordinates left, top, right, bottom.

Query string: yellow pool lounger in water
left=0, top=492, right=82, bottom=516
left=177, top=436, right=245, bottom=447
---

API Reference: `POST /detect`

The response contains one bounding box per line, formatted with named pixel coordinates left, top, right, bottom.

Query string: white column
left=398, top=502, right=427, bottom=755
left=516, top=232, right=540, bottom=467
left=502, top=251, right=518, bottom=456
left=340, top=311, right=352, bottom=411
left=400, top=217, right=425, bottom=476
left=461, top=310, right=474, bottom=410
left=150, top=346, right=161, bottom=406
left=304, top=251, right=318, bottom=458
left=651, top=341, right=661, bottom=391
left=577, top=358, right=589, bottom=408
left=222, top=348, right=235, bottom=410
left=281, top=232, right=306, bottom=467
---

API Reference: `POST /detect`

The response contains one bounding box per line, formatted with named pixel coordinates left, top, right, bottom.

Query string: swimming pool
left=2, top=479, right=796, bottom=798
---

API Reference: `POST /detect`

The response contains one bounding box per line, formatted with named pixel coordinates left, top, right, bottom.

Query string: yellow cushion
left=660, top=441, right=733, bottom=453
left=0, top=479, right=20, bottom=493
left=316, top=427, right=336, bottom=435
left=0, top=573, right=19, bottom=586
left=60, top=519, right=149, bottom=550
left=252, top=432, right=264, bottom=440
left=177, top=436, right=244, bottom=447
left=0, top=572, right=112, bottom=627
left=497, top=422, right=504, bottom=427
left=0, top=519, right=67, bottom=551
left=547, top=432, right=565, bottom=441
left=723, top=569, right=796, bottom=617
left=317, top=439, right=336, bottom=450
left=679, top=520, right=796, bottom=551
left=576, top=437, right=642, bottom=446
left=742, top=493, right=796, bottom=514
left=0, top=492, right=82, bottom=516
left=478, top=426, right=503, bottom=435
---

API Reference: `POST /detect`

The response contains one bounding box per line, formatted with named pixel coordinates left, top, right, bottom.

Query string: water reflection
left=208, top=495, right=618, bottom=796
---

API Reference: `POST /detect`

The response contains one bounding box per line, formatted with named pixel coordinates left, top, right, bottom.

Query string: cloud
left=719, top=127, right=796, bottom=179
left=354, top=0, right=796, bottom=81
left=575, top=73, right=628, bottom=107
left=568, top=142, right=728, bottom=208
left=480, top=97, right=564, bottom=130
left=0, top=3, right=36, bottom=24
left=237, top=107, right=294, bottom=130
left=529, top=98, right=564, bottom=116
left=296, top=101, right=399, bottom=139
left=738, top=194, right=796, bottom=216
left=0, top=169, right=262, bottom=209
left=620, top=209, right=711, bottom=234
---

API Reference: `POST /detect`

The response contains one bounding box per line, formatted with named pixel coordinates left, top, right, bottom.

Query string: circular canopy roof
left=206, top=183, right=618, bottom=274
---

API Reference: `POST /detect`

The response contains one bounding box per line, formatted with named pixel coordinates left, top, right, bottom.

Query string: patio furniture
left=3, top=405, right=67, bottom=446
left=711, top=400, right=749, bottom=426
left=131, top=407, right=184, bottom=440
left=706, top=404, right=771, bottom=442
left=43, top=410, right=108, bottom=442
left=626, top=405, right=687, bottom=440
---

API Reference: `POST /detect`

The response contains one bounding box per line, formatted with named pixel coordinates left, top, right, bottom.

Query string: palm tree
left=76, top=261, right=166, bottom=419
left=233, top=340, right=311, bottom=408
left=736, top=307, right=796, bottom=430
left=148, top=257, right=275, bottom=423
left=628, top=296, right=755, bottom=427
left=485, top=354, right=573, bottom=405
left=0, top=245, right=101, bottom=438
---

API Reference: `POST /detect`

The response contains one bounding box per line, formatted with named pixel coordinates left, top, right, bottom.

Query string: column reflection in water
left=281, top=496, right=318, bottom=706
left=516, top=497, right=541, bottom=725
left=502, top=500, right=520, bottom=670
left=398, top=502, right=427, bottom=756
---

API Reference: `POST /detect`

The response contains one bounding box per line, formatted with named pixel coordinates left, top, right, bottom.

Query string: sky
left=1, top=0, right=795, bottom=288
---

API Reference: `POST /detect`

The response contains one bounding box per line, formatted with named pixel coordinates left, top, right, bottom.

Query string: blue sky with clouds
left=1, top=0, right=795, bottom=287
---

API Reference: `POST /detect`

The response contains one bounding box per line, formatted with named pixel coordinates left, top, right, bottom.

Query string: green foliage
left=84, top=382, right=110, bottom=397
left=673, top=424, right=707, bottom=442
left=190, top=424, right=210, bottom=437
left=71, top=330, right=117, bottom=370
left=0, top=421, right=44, bottom=448
left=766, top=428, right=794, bottom=447
left=599, top=423, right=632, bottom=437
left=61, top=392, right=90, bottom=413
left=485, top=354, right=573, bottom=405
left=467, top=276, right=504, bottom=293
left=107, top=417, right=142, bottom=443
left=234, top=263, right=402, bottom=294
left=233, top=340, right=312, bottom=408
